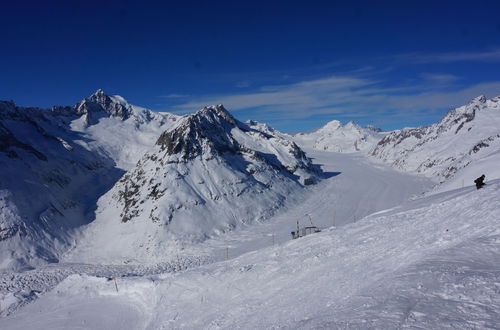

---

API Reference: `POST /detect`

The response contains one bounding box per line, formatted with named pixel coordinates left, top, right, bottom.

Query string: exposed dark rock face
left=116, top=104, right=320, bottom=226
left=156, top=105, right=240, bottom=159
left=75, top=89, right=133, bottom=125
left=370, top=95, right=500, bottom=180
left=0, top=121, right=47, bottom=161
left=0, top=95, right=127, bottom=269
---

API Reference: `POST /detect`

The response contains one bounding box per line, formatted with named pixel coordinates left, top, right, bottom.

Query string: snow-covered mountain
left=69, top=89, right=180, bottom=169
left=3, top=91, right=500, bottom=328
left=0, top=91, right=178, bottom=270
left=371, top=95, right=500, bottom=182
left=294, top=120, right=386, bottom=152
left=245, top=119, right=291, bottom=140
left=67, top=105, right=320, bottom=263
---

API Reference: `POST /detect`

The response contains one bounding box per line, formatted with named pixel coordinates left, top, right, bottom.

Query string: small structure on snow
left=291, top=214, right=321, bottom=239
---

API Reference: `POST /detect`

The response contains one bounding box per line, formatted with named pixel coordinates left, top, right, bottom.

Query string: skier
left=474, top=174, right=486, bottom=189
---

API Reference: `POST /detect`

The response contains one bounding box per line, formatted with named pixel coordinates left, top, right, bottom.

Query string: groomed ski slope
left=2, top=151, right=499, bottom=328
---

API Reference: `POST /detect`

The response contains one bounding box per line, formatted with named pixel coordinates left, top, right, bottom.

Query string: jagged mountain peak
left=293, top=118, right=385, bottom=153
left=365, top=125, right=383, bottom=133
left=155, top=104, right=241, bottom=159
left=315, top=120, right=362, bottom=133
left=196, top=104, right=240, bottom=128
left=319, top=119, right=342, bottom=131
left=70, top=104, right=320, bottom=258
left=83, top=89, right=126, bottom=105
left=75, top=89, right=133, bottom=124
left=245, top=120, right=281, bottom=137
left=344, top=120, right=361, bottom=129
left=90, top=88, right=105, bottom=97
left=371, top=94, right=500, bottom=180
left=470, top=94, right=486, bottom=104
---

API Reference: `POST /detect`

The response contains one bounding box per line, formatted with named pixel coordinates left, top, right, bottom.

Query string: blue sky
left=1, top=0, right=500, bottom=132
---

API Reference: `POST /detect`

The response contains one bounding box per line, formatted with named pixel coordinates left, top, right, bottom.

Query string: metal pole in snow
left=226, top=247, right=229, bottom=260
left=113, top=277, right=119, bottom=292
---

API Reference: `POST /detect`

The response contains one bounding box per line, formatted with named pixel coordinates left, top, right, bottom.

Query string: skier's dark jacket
left=474, top=175, right=485, bottom=189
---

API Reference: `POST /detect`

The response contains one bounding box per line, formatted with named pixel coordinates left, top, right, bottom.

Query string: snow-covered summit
left=66, top=104, right=320, bottom=263
left=155, top=105, right=316, bottom=179
left=371, top=95, right=500, bottom=181
left=156, top=104, right=241, bottom=159
left=75, top=89, right=133, bottom=124
left=0, top=99, right=124, bottom=270
left=293, top=119, right=386, bottom=153
left=73, top=89, right=177, bottom=127
left=0, top=93, right=179, bottom=269
left=68, top=90, right=180, bottom=170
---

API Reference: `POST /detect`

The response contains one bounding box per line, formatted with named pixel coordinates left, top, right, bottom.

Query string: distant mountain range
left=65, top=104, right=320, bottom=263
left=293, top=120, right=386, bottom=153
left=1, top=90, right=499, bottom=269
left=0, top=91, right=318, bottom=268
left=370, top=95, right=500, bottom=181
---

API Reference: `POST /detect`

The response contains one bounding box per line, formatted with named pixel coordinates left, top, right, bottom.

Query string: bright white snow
left=1, top=175, right=498, bottom=329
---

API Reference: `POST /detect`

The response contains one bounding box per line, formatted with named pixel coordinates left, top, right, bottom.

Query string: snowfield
left=1, top=177, right=498, bottom=329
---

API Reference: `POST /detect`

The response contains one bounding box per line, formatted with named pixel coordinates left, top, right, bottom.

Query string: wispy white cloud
left=172, top=76, right=377, bottom=113
left=168, top=72, right=500, bottom=129
left=399, top=49, right=500, bottom=63
left=160, top=93, right=190, bottom=99
left=419, top=73, right=460, bottom=85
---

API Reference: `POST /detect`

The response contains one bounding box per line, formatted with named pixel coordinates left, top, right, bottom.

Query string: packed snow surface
left=2, top=172, right=499, bottom=329
left=17, top=148, right=500, bottom=329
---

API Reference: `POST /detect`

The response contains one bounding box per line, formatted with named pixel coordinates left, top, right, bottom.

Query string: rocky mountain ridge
left=371, top=95, right=500, bottom=181
left=0, top=93, right=320, bottom=268
left=66, top=104, right=320, bottom=263
left=0, top=91, right=178, bottom=269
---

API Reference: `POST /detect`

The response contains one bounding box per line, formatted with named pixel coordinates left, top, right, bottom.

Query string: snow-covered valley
left=1, top=92, right=499, bottom=329
left=1, top=151, right=499, bottom=329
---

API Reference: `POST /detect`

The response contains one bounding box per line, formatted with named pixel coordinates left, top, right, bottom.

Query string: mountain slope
left=0, top=91, right=178, bottom=270
left=4, top=178, right=499, bottom=329
left=69, top=89, right=180, bottom=170
left=66, top=105, right=320, bottom=263
left=294, top=120, right=386, bottom=152
left=371, top=95, right=500, bottom=181
left=0, top=100, right=122, bottom=270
